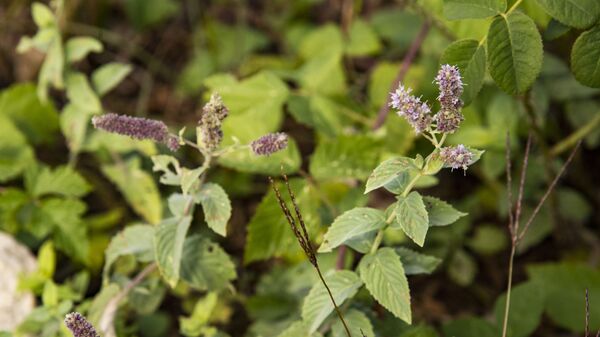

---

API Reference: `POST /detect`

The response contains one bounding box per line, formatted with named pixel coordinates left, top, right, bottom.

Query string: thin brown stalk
left=270, top=175, right=352, bottom=337
left=514, top=134, right=532, bottom=236
left=505, top=134, right=515, bottom=237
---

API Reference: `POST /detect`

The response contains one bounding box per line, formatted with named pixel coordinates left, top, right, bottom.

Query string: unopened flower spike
left=440, top=144, right=474, bottom=172
left=198, top=93, right=229, bottom=151
left=251, top=132, right=288, bottom=156
left=389, top=85, right=432, bottom=133
left=92, top=113, right=179, bottom=151
left=64, top=312, right=100, bottom=337
left=434, top=64, right=464, bottom=133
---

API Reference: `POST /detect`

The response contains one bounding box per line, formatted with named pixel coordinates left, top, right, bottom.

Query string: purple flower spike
left=251, top=132, right=288, bottom=156
left=434, top=65, right=464, bottom=133
left=440, top=145, right=474, bottom=171
left=389, top=85, right=432, bottom=133
left=64, top=312, right=100, bottom=337
left=92, top=113, right=178, bottom=151
left=198, top=93, right=229, bottom=151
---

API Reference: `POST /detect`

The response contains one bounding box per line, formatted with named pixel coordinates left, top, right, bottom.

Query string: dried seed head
left=440, top=144, right=474, bottom=171
left=92, top=113, right=178, bottom=151
left=198, top=93, right=228, bottom=151
left=434, top=65, right=464, bottom=133
left=251, top=132, right=288, bottom=156
left=389, top=85, right=432, bottom=133
left=64, top=312, right=100, bottom=337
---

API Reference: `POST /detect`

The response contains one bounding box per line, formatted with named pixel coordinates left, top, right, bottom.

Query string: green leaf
left=423, top=196, right=466, bottom=227
left=440, top=39, right=487, bottom=105
left=102, top=158, right=162, bottom=224
left=527, top=263, right=600, bottom=332
left=60, top=103, right=94, bottom=155
left=571, top=25, right=600, bottom=88
left=487, top=12, right=543, bottom=94
left=0, top=116, right=34, bottom=182
left=493, top=282, right=544, bottom=337
left=359, top=247, right=411, bottom=323
left=345, top=20, right=382, bottom=56
left=365, top=157, right=414, bottom=193
left=155, top=215, right=193, bottom=287
left=310, top=135, right=381, bottom=181
left=124, top=0, right=179, bottom=29
left=277, top=321, right=320, bottom=337
left=535, top=0, right=599, bottom=29
left=331, top=309, right=375, bottom=337
left=467, top=224, right=508, bottom=255
left=194, top=183, right=231, bottom=236
left=32, top=3, right=56, bottom=28
left=299, top=24, right=344, bottom=59
left=392, top=192, right=429, bottom=246
left=179, top=292, right=218, bottom=337
left=151, top=155, right=181, bottom=186
left=83, top=130, right=157, bottom=156
left=443, top=317, right=496, bottom=337
left=318, top=207, right=386, bottom=253
left=37, top=33, right=64, bottom=101
left=103, top=224, right=155, bottom=284
left=25, top=165, right=91, bottom=198
left=65, top=37, right=103, bottom=63
left=41, top=198, right=89, bottom=263
left=301, top=270, right=362, bottom=332
left=244, top=179, right=320, bottom=263
left=287, top=94, right=346, bottom=137
left=395, top=247, right=442, bottom=275
left=180, top=235, right=236, bottom=291
left=0, top=83, right=59, bottom=145
left=443, top=0, right=507, bottom=20
left=65, top=72, right=102, bottom=113
left=92, top=63, right=133, bottom=96
left=218, top=138, right=301, bottom=175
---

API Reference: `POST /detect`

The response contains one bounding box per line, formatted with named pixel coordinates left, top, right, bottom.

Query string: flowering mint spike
left=389, top=85, right=432, bottom=133
left=434, top=64, right=464, bottom=133
left=64, top=312, right=100, bottom=337
left=198, top=93, right=229, bottom=151
left=251, top=132, right=288, bottom=156
left=439, top=145, right=474, bottom=171
left=92, top=113, right=179, bottom=151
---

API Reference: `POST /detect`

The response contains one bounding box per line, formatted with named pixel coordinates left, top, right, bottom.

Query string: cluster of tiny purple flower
left=64, top=312, right=99, bottom=337
left=251, top=132, right=288, bottom=156
left=198, top=93, right=229, bottom=151
left=389, top=65, right=476, bottom=171
left=92, top=113, right=179, bottom=151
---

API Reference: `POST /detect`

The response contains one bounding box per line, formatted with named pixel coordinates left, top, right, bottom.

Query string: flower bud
left=251, top=132, right=288, bottom=156
left=64, top=312, right=99, bottom=337
left=198, top=93, right=228, bottom=151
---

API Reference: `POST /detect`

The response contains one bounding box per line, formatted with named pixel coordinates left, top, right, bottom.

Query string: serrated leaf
left=0, top=115, right=35, bottom=182
left=331, top=309, right=375, bottom=337
left=443, top=0, right=507, bottom=20
left=392, top=191, right=429, bottom=246
left=440, top=39, right=486, bottom=105
left=41, top=198, right=89, bottom=263
left=535, top=0, right=599, bottom=29
left=102, top=158, right=162, bottom=224
left=25, top=165, right=91, bottom=198
left=301, top=270, right=362, bottom=333
left=65, top=37, right=103, bottom=63
left=92, top=62, right=133, bottom=96
left=345, top=20, right=382, bottom=56
left=103, top=224, right=155, bottom=284
left=180, top=235, right=236, bottom=291
left=318, top=207, right=386, bottom=253
left=487, top=12, right=543, bottom=94
left=194, top=183, right=231, bottom=236
left=423, top=196, right=466, bottom=227
left=359, top=247, right=411, bottom=323
left=395, top=247, right=442, bottom=275
left=244, top=179, right=320, bottom=263
left=155, top=215, right=192, bottom=287
left=571, top=26, right=600, bottom=88
left=365, top=157, right=414, bottom=193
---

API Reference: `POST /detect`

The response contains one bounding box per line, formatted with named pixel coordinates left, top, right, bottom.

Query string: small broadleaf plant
left=316, top=65, right=483, bottom=326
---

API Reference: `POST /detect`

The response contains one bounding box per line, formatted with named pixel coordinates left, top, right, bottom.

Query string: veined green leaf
left=194, top=183, right=231, bottom=236
left=443, top=0, right=507, bottom=20
left=535, top=0, right=599, bottom=29
left=155, top=215, right=193, bottom=287
left=92, top=63, right=133, bottom=96
left=440, top=39, right=487, bottom=105
left=392, top=191, right=429, bottom=246
left=301, top=270, right=362, bottom=332
left=487, top=12, right=543, bottom=94
left=331, top=309, right=375, bottom=337
left=318, top=207, right=386, bottom=253
left=395, top=247, right=442, bottom=275
left=359, top=247, right=411, bottom=323
left=180, top=236, right=236, bottom=291
left=571, top=25, right=600, bottom=88
left=423, top=196, right=466, bottom=227
left=25, top=164, right=91, bottom=198
left=365, top=157, right=415, bottom=193
left=103, top=224, right=155, bottom=284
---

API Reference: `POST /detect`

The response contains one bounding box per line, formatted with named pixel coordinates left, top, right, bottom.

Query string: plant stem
left=507, top=0, right=525, bottom=13
left=370, top=229, right=385, bottom=254
left=315, top=265, right=353, bottom=337
left=501, top=245, right=517, bottom=337
left=550, top=113, right=600, bottom=157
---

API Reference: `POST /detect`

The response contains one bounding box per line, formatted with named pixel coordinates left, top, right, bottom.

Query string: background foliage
left=0, top=0, right=599, bottom=336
